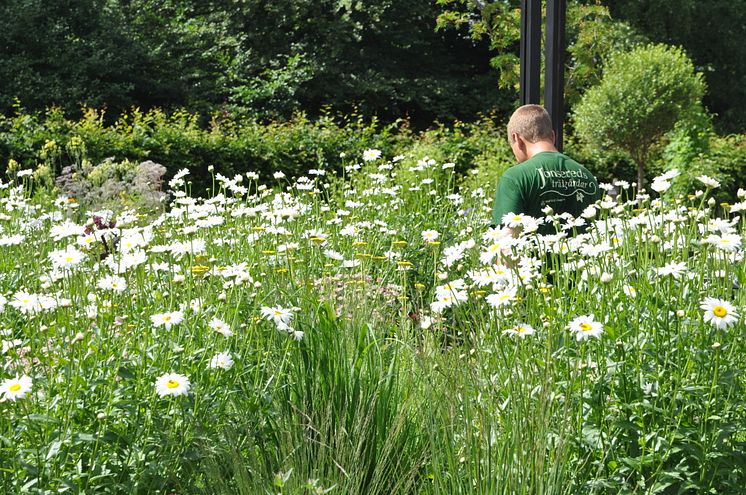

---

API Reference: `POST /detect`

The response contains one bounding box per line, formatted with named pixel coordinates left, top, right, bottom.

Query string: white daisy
left=155, top=373, right=190, bottom=397
left=502, top=323, right=536, bottom=338
left=208, top=352, right=234, bottom=370
left=567, top=315, right=604, bottom=341
left=654, top=261, right=687, bottom=280
left=0, top=375, right=33, bottom=401
left=49, top=245, right=86, bottom=270
left=501, top=212, right=527, bottom=228
left=650, top=178, right=671, bottom=193
left=697, top=175, right=720, bottom=189
left=421, top=229, right=440, bottom=242
left=700, top=297, right=739, bottom=329
left=486, top=286, right=518, bottom=309
left=706, top=233, right=742, bottom=252
left=260, top=306, right=295, bottom=331
left=9, top=291, right=42, bottom=315
left=209, top=317, right=234, bottom=337
left=362, top=149, right=382, bottom=162
left=430, top=289, right=468, bottom=313
left=622, top=285, right=637, bottom=298
left=150, top=310, right=185, bottom=330
left=97, top=275, right=127, bottom=293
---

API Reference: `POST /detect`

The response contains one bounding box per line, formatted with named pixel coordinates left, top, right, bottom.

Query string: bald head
left=507, top=105, right=554, bottom=144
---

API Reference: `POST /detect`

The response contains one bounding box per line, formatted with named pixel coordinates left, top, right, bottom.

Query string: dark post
left=519, top=0, right=541, bottom=105
left=544, top=0, right=566, bottom=151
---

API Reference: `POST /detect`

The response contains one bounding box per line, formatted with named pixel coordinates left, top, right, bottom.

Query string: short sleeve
left=492, top=175, right=523, bottom=225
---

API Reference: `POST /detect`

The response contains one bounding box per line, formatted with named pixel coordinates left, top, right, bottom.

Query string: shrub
left=0, top=107, right=403, bottom=197
left=573, top=44, right=706, bottom=190
left=1, top=107, right=525, bottom=206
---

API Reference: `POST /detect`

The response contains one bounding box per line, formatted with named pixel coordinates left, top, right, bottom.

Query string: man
left=492, top=104, right=600, bottom=234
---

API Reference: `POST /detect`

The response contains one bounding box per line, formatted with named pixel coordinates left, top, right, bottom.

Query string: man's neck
left=525, top=141, right=558, bottom=160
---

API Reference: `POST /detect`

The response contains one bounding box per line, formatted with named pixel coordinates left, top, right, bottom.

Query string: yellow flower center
left=580, top=323, right=593, bottom=332
left=9, top=383, right=21, bottom=392
left=713, top=306, right=728, bottom=318
left=163, top=316, right=171, bottom=321
left=516, top=327, right=526, bottom=333
left=512, top=216, right=522, bottom=221
left=166, top=380, right=179, bottom=389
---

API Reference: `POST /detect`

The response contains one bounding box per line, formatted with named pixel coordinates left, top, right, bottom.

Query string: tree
left=224, top=0, right=505, bottom=124
left=573, top=44, right=706, bottom=190
left=0, top=0, right=234, bottom=118
left=434, top=1, right=644, bottom=106
left=0, top=0, right=505, bottom=125
left=601, top=0, right=746, bottom=133
left=0, top=0, right=142, bottom=113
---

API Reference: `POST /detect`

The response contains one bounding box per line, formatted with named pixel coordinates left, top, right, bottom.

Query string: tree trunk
left=637, top=162, right=645, bottom=192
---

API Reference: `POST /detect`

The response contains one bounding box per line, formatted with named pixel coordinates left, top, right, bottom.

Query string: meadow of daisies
left=0, top=152, right=744, bottom=494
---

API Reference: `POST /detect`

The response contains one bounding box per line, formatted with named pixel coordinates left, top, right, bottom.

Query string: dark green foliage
left=0, top=0, right=505, bottom=126
left=0, top=1, right=135, bottom=112
left=0, top=0, right=229, bottom=116
left=226, top=0, right=508, bottom=124
left=601, top=0, right=746, bottom=133
left=564, top=5, right=646, bottom=106
left=660, top=129, right=746, bottom=205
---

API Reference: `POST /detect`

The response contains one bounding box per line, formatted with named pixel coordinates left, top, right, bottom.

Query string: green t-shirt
left=492, top=152, right=600, bottom=230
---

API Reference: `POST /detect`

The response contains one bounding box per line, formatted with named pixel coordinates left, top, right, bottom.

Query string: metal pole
left=520, top=0, right=541, bottom=105
left=545, top=0, right=566, bottom=151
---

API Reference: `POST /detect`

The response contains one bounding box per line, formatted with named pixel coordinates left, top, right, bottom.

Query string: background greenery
left=0, top=0, right=744, bottom=200
left=1, top=0, right=745, bottom=132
